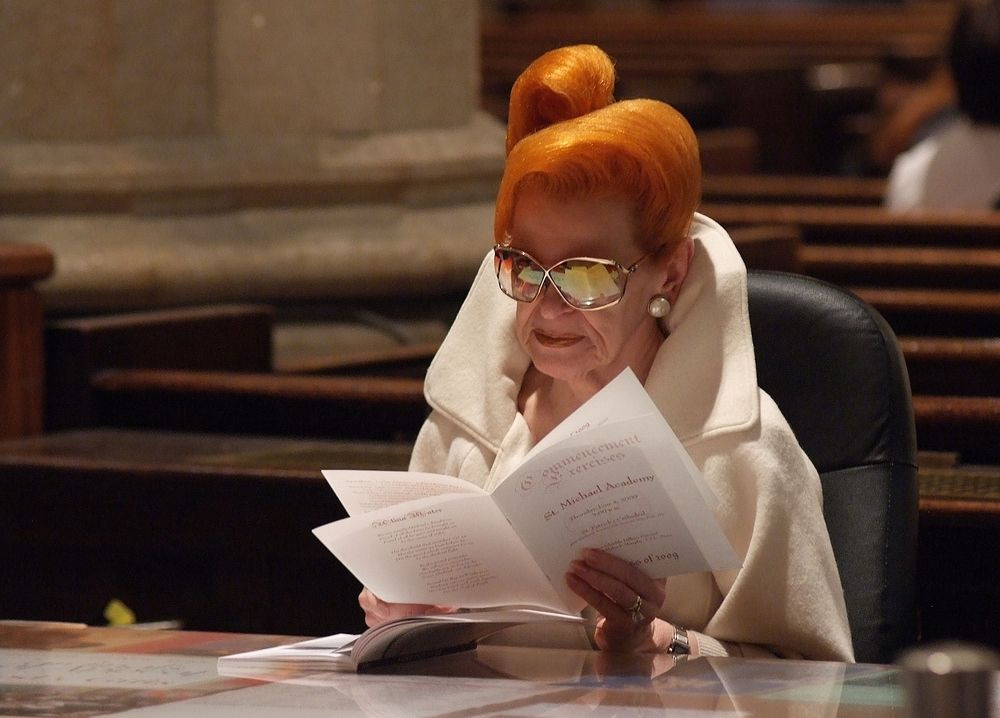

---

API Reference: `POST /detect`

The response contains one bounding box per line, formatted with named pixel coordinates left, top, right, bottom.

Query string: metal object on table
left=899, top=641, right=1000, bottom=718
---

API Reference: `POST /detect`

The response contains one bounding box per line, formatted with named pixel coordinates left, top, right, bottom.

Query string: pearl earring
left=647, top=295, right=671, bottom=319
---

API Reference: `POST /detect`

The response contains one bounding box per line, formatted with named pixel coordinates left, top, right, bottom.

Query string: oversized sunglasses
left=493, top=245, right=649, bottom=310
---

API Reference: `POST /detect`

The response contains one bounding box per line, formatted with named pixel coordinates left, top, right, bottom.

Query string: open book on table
left=217, top=607, right=586, bottom=675
left=222, top=369, right=741, bottom=672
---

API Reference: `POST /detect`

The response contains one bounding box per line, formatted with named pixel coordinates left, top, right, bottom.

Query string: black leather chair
left=746, top=270, right=920, bottom=664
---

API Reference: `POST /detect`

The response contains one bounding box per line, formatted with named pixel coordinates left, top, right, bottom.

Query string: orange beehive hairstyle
left=495, top=45, right=702, bottom=255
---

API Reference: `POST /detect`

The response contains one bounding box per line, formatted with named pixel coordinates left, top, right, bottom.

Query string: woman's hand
left=358, top=587, right=455, bottom=628
left=565, top=548, right=672, bottom=652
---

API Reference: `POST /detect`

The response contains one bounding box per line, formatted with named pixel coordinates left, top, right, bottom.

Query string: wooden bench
left=705, top=204, right=1000, bottom=337
left=901, top=336, right=1000, bottom=398
left=712, top=208, right=1000, bottom=466
left=895, top=335, right=1000, bottom=465
left=0, top=428, right=409, bottom=635
left=45, top=304, right=274, bottom=431
left=0, top=244, right=54, bottom=438
left=912, top=396, right=1000, bottom=465
left=482, top=4, right=952, bottom=80
left=800, top=245, right=1000, bottom=290
left=728, top=224, right=803, bottom=273
left=88, top=369, right=428, bottom=442
left=3, top=423, right=993, bottom=644
left=18, top=286, right=1000, bottom=645
left=44, top=304, right=431, bottom=441
left=703, top=175, right=886, bottom=206
left=695, top=129, right=761, bottom=175
left=802, top=247, right=1000, bottom=335
left=481, top=3, right=954, bottom=172
left=917, top=459, right=1000, bottom=647
left=849, top=287, right=1000, bottom=337
left=702, top=204, right=1000, bottom=247
left=275, top=342, right=440, bottom=377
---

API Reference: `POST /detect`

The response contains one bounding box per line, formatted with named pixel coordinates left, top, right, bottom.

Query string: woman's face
left=508, top=188, right=686, bottom=387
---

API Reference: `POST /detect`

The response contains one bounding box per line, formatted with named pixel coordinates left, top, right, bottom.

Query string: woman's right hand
left=358, top=587, right=455, bottom=628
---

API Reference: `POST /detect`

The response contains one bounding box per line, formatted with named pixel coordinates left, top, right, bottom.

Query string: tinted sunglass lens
left=513, top=258, right=545, bottom=300
left=497, top=250, right=544, bottom=301
left=551, top=261, right=623, bottom=308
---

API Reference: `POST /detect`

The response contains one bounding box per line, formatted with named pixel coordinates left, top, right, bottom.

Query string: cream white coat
left=410, top=213, right=854, bottom=661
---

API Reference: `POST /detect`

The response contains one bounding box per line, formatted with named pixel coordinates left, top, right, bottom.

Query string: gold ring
left=625, top=595, right=642, bottom=614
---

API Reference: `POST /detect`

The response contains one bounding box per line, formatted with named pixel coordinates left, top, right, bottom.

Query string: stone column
left=0, top=0, right=503, bottom=313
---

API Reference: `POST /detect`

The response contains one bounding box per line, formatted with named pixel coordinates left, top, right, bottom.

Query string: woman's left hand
left=565, top=548, right=669, bottom=652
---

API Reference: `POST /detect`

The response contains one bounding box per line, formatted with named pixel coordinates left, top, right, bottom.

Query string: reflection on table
left=0, top=621, right=911, bottom=717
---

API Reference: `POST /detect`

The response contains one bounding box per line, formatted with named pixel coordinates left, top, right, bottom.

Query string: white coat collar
left=422, top=212, right=759, bottom=451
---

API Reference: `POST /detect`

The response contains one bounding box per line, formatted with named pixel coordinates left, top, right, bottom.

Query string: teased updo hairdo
left=495, top=45, right=702, bottom=256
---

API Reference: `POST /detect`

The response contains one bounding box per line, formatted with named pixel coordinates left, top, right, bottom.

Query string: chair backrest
left=746, top=270, right=920, bottom=664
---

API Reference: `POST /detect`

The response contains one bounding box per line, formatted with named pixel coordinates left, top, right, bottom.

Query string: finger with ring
left=624, top=595, right=642, bottom=613
left=624, top=595, right=645, bottom=625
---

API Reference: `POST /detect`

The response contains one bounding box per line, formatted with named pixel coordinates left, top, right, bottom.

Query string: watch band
left=669, top=626, right=691, bottom=656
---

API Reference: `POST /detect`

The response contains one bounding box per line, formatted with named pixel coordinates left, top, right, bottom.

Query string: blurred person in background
left=866, top=49, right=958, bottom=176
left=885, top=0, right=1000, bottom=210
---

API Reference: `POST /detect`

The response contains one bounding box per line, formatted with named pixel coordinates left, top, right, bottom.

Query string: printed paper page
left=322, top=470, right=485, bottom=516
left=312, top=494, right=575, bottom=614
left=635, top=415, right=743, bottom=569
left=216, top=636, right=357, bottom=677
left=522, top=369, right=650, bottom=461
left=522, top=369, right=718, bottom=509
left=491, top=413, right=740, bottom=608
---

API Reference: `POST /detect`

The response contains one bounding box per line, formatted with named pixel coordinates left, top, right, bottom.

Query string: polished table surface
left=0, top=621, right=927, bottom=717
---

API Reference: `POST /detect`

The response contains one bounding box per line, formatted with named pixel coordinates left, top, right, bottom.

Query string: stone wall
left=0, top=0, right=502, bottom=314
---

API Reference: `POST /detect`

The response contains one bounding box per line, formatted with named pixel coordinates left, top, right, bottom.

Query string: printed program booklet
left=220, top=368, right=740, bottom=672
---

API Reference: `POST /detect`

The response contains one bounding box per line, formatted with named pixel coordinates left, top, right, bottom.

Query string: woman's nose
left=537, top=280, right=574, bottom=318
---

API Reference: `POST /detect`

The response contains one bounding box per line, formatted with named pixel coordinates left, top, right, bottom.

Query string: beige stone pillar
left=0, top=0, right=503, bottom=313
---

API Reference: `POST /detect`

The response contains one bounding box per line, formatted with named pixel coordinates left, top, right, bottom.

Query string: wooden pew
left=44, top=304, right=432, bottom=442
left=88, top=369, right=428, bottom=442
left=850, top=287, right=1000, bottom=337
left=696, top=129, right=761, bottom=175
left=702, top=205, right=1000, bottom=465
left=482, top=4, right=953, bottom=82
left=913, top=396, right=1000, bottom=466
left=25, top=285, right=1000, bottom=644
left=481, top=3, right=954, bottom=173
left=918, top=458, right=1000, bottom=647
left=706, top=201, right=1000, bottom=639
left=703, top=175, right=886, bottom=206
left=901, top=336, right=1000, bottom=397
left=702, top=203, right=1000, bottom=246
left=12, top=304, right=433, bottom=634
left=0, top=244, right=54, bottom=438
left=0, top=427, right=407, bottom=635
left=46, top=304, right=274, bottom=431
left=728, top=224, right=803, bottom=273
left=897, top=334, right=1000, bottom=465
left=800, top=245, right=1000, bottom=290
left=275, top=341, right=440, bottom=378
left=801, top=246, right=1000, bottom=335
left=703, top=204, right=1000, bottom=335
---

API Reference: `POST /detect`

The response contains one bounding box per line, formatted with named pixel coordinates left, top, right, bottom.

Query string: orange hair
left=495, top=45, right=701, bottom=255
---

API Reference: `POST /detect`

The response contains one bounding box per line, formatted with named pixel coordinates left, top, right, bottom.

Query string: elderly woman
left=361, top=45, right=853, bottom=662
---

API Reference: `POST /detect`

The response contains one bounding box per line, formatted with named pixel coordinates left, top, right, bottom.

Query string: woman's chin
left=527, top=344, right=598, bottom=382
